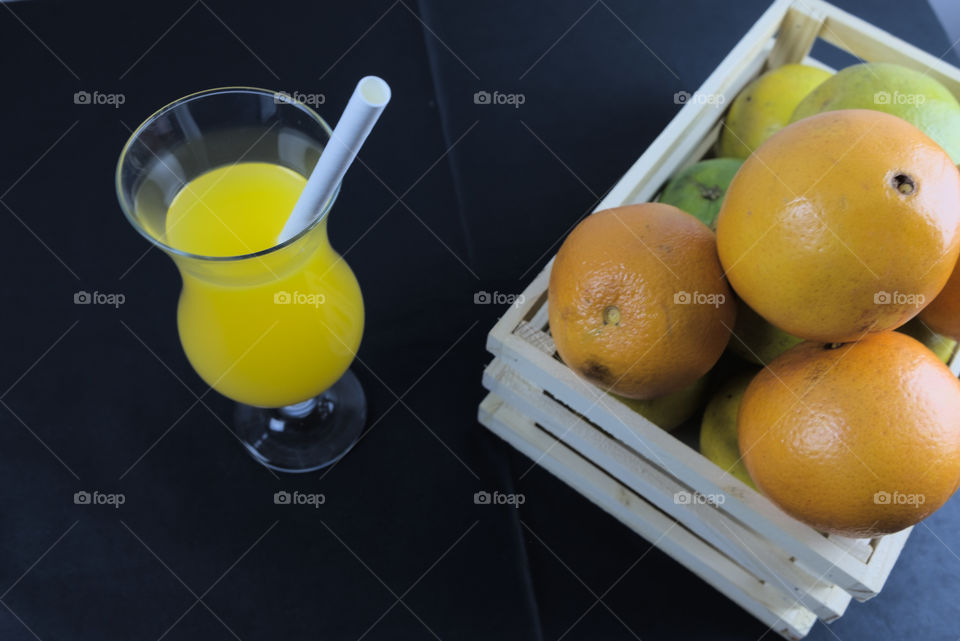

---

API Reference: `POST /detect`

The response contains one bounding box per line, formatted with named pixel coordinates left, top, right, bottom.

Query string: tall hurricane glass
left=116, top=88, right=366, bottom=472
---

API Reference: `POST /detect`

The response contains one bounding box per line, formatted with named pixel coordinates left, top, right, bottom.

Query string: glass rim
left=115, top=86, right=340, bottom=262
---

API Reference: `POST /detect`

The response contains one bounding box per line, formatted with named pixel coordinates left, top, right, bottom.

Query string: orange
left=920, top=261, right=960, bottom=340
left=738, top=332, right=960, bottom=537
left=717, top=109, right=960, bottom=343
left=549, top=203, right=735, bottom=399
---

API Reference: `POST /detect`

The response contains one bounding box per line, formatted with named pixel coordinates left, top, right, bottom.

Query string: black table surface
left=1, top=1, right=958, bottom=639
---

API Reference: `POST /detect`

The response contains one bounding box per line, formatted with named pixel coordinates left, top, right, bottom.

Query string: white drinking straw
left=278, top=76, right=392, bottom=243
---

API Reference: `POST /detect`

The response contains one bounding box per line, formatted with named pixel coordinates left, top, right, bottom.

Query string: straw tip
left=358, top=76, right=391, bottom=107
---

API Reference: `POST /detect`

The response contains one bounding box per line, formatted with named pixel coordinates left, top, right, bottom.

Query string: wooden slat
left=478, top=394, right=818, bottom=640
left=823, top=534, right=873, bottom=565
left=848, top=527, right=912, bottom=602
left=514, top=320, right=555, bottom=356
left=766, top=6, right=826, bottom=69
left=486, top=260, right=552, bottom=355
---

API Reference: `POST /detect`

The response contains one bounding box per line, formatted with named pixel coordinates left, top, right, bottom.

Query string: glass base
left=234, top=369, right=366, bottom=473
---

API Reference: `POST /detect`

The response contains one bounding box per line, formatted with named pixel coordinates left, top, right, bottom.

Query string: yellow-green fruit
left=614, top=375, right=709, bottom=432
left=658, top=158, right=744, bottom=229
left=791, top=62, right=960, bottom=163
left=898, top=317, right=957, bottom=364
left=728, top=300, right=803, bottom=366
left=700, top=373, right=757, bottom=489
left=717, top=64, right=832, bottom=158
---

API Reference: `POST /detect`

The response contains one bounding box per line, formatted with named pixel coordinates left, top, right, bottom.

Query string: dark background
left=1, top=1, right=958, bottom=639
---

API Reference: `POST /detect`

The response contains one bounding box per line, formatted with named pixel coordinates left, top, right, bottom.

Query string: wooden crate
left=477, top=1, right=960, bottom=638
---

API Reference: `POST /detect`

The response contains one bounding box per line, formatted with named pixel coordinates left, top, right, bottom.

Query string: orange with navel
left=549, top=203, right=735, bottom=399
left=717, top=109, right=960, bottom=343
left=739, top=331, right=960, bottom=537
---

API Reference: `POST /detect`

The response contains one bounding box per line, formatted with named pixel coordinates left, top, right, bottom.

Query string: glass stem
left=281, top=398, right=317, bottom=419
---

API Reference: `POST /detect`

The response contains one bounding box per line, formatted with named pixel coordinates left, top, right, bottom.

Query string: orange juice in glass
left=116, top=88, right=367, bottom=472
